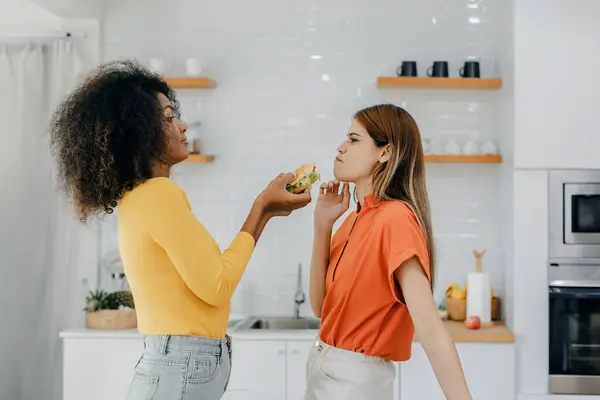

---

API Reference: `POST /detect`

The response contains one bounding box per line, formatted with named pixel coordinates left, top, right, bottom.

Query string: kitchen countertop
left=416, top=321, right=515, bottom=343
left=58, top=327, right=319, bottom=341
left=60, top=320, right=515, bottom=343
left=59, top=328, right=142, bottom=339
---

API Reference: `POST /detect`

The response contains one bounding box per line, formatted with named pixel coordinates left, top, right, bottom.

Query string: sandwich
left=286, top=163, right=320, bottom=194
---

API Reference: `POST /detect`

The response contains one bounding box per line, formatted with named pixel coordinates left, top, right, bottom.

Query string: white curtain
left=0, top=39, right=84, bottom=400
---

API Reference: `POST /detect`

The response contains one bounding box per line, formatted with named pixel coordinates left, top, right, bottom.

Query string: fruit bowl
left=83, top=289, right=137, bottom=330
left=445, top=298, right=467, bottom=321
left=85, top=309, right=137, bottom=330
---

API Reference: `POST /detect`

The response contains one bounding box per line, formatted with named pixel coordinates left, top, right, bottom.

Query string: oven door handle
left=549, top=286, right=600, bottom=298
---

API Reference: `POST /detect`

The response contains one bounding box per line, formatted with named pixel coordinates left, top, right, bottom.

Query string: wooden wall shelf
left=424, top=155, right=502, bottom=163
left=184, top=154, right=215, bottom=163
left=164, top=77, right=216, bottom=89
left=377, top=77, right=502, bottom=89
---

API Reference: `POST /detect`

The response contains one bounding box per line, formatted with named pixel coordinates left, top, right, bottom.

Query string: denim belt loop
left=220, top=340, right=228, bottom=364
left=159, top=335, right=170, bottom=356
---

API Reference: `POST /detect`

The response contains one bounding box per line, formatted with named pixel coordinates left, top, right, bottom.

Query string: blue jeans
left=125, top=334, right=232, bottom=400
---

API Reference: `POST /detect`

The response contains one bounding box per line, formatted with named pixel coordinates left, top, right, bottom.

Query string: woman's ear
left=378, top=145, right=391, bottom=164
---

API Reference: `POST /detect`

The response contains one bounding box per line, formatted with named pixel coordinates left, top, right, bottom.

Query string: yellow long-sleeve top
left=117, top=177, right=256, bottom=338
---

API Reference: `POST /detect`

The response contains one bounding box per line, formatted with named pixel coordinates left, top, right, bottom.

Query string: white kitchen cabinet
left=400, top=342, right=515, bottom=400
left=227, top=340, right=287, bottom=399
left=286, top=340, right=313, bottom=400
left=62, top=336, right=143, bottom=400
left=514, top=0, right=600, bottom=169
left=221, top=390, right=265, bottom=400
left=227, top=339, right=312, bottom=400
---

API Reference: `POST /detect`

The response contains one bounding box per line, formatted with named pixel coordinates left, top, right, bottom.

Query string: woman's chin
left=171, top=151, right=189, bottom=165
left=333, top=168, right=351, bottom=183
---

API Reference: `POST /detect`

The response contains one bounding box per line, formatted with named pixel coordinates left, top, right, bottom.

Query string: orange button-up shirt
left=319, top=194, right=431, bottom=362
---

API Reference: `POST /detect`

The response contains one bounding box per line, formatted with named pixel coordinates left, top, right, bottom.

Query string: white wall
left=499, top=0, right=515, bottom=330
left=98, top=0, right=513, bottom=317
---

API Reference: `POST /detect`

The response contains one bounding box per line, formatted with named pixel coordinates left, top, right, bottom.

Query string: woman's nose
left=179, top=120, right=188, bottom=134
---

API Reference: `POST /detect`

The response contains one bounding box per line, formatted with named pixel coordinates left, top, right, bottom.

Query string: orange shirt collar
left=357, top=193, right=382, bottom=213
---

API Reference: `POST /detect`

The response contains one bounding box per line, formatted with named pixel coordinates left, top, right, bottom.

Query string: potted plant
left=84, top=289, right=137, bottom=330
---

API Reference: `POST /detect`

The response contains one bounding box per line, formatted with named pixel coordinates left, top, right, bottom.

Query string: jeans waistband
left=143, top=334, right=231, bottom=356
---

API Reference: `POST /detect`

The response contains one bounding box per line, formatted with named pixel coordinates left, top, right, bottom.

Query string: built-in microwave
left=549, top=170, right=600, bottom=262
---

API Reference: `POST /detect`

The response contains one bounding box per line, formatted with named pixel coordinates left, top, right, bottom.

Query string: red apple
left=465, top=316, right=481, bottom=330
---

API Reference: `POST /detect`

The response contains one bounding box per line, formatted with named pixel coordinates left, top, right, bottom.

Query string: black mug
left=427, top=61, right=449, bottom=77
left=459, top=61, right=480, bottom=78
left=396, top=61, right=418, bottom=77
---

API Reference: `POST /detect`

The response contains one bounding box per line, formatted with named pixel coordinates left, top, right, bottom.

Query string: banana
left=463, top=284, right=494, bottom=299
left=446, top=283, right=466, bottom=300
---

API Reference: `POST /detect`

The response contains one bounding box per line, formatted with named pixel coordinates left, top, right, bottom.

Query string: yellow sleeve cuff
left=234, top=231, right=256, bottom=250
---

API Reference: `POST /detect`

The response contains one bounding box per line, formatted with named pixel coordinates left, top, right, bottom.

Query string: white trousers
left=303, top=338, right=396, bottom=400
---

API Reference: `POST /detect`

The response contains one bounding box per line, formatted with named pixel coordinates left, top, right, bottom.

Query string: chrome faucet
left=294, top=262, right=306, bottom=319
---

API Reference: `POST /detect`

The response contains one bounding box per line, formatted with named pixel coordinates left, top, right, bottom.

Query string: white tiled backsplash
left=100, top=0, right=512, bottom=317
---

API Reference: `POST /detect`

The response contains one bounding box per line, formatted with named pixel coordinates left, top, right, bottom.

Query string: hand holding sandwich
left=242, top=164, right=317, bottom=243
left=257, top=172, right=312, bottom=217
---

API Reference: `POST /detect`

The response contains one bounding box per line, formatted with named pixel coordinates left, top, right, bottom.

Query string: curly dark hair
left=49, top=59, right=180, bottom=221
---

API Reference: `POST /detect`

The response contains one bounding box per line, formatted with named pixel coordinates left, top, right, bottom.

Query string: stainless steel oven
left=549, top=170, right=600, bottom=262
left=549, top=265, right=600, bottom=394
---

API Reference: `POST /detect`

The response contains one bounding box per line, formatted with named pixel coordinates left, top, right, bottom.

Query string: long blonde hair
left=354, top=104, right=436, bottom=290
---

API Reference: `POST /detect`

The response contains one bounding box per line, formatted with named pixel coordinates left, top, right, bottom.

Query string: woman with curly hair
left=49, top=60, right=312, bottom=400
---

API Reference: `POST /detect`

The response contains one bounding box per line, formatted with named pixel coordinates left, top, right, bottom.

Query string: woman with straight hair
left=305, top=103, right=472, bottom=400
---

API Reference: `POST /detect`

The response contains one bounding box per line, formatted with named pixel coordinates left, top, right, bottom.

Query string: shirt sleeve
left=140, top=178, right=256, bottom=307
left=382, top=204, right=431, bottom=305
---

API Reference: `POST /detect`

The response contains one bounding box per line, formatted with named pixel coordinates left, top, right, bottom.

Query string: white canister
left=466, top=272, right=492, bottom=324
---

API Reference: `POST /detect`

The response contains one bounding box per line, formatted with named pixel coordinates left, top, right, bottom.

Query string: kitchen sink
left=236, top=316, right=321, bottom=330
